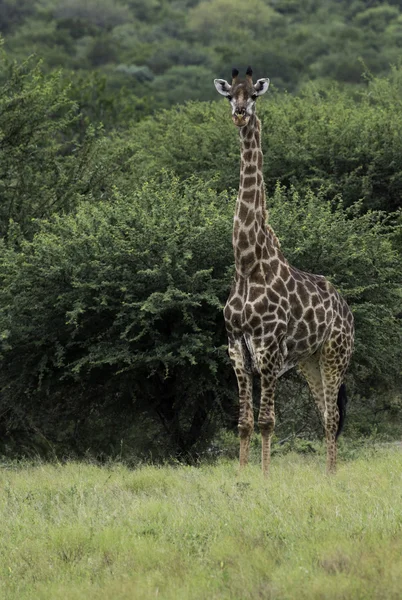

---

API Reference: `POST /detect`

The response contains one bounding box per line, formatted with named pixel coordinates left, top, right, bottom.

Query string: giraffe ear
left=253, top=78, right=270, bottom=96
left=214, top=79, right=232, bottom=96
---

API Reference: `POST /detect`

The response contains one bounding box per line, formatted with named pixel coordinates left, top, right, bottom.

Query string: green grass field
left=1, top=446, right=402, bottom=600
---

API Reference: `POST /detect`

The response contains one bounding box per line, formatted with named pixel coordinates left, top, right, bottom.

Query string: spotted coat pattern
left=218, top=74, right=354, bottom=475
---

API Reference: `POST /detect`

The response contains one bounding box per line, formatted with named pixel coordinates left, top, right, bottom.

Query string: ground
left=1, top=445, right=402, bottom=599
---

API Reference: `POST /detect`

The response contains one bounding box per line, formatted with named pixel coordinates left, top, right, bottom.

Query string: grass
left=1, top=445, right=402, bottom=599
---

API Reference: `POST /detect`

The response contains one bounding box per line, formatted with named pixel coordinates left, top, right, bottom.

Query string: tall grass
left=1, top=447, right=402, bottom=599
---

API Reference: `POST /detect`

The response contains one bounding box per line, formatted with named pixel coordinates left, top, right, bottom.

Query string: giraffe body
left=214, top=68, right=354, bottom=474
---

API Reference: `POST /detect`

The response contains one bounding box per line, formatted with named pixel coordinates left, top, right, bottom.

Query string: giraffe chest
left=224, top=277, right=289, bottom=340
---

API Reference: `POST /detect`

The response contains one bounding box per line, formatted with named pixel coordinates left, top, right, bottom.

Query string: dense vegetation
left=0, top=1, right=401, bottom=458
left=2, top=448, right=402, bottom=599
left=4, top=0, right=402, bottom=116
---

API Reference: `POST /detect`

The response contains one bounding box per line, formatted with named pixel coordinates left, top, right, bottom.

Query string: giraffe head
left=214, top=66, right=270, bottom=127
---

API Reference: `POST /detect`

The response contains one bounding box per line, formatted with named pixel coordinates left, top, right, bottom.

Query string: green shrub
left=0, top=54, right=128, bottom=239
left=0, top=176, right=399, bottom=456
left=122, top=68, right=402, bottom=214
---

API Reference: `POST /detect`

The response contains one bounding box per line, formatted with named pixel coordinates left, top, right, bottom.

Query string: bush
left=0, top=175, right=235, bottom=457
left=123, top=68, right=402, bottom=213
left=0, top=54, right=127, bottom=239
left=0, top=175, right=399, bottom=457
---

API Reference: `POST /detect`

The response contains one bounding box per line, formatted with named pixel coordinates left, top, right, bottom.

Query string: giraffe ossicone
left=214, top=67, right=354, bottom=475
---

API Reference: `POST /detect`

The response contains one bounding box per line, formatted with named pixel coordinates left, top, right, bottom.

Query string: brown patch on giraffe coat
left=304, top=307, right=315, bottom=323
left=286, top=277, right=296, bottom=292
left=223, top=304, right=232, bottom=319
left=262, top=247, right=270, bottom=260
left=252, top=269, right=265, bottom=286
left=229, top=296, right=243, bottom=310
left=296, top=282, right=310, bottom=306
left=296, top=339, right=309, bottom=351
left=311, top=294, right=320, bottom=308
left=238, top=204, right=249, bottom=222
left=316, top=306, right=326, bottom=323
left=296, top=321, right=308, bottom=338
left=276, top=306, right=287, bottom=322
left=249, top=315, right=262, bottom=329
left=273, top=278, right=288, bottom=297
left=280, top=264, right=290, bottom=281
left=257, top=230, right=266, bottom=245
left=267, top=289, right=280, bottom=304
left=254, top=297, right=269, bottom=314
left=269, top=259, right=279, bottom=273
left=243, top=176, right=256, bottom=188
left=244, top=164, right=257, bottom=175
left=237, top=278, right=245, bottom=296
left=293, top=270, right=304, bottom=282
left=248, top=286, right=265, bottom=302
left=243, top=150, right=253, bottom=162
left=265, top=268, right=276, bottom=286
left=238, top=231, right=249, bottom=250
left=289, top=293, right=303, bottom=320
left=309, top=334, right=317, bottom=346
left=241, top=190, right=255, bottom=202
left=305, top=281, right=316, bottom=294
left=245, top=211, right=255, bottom=227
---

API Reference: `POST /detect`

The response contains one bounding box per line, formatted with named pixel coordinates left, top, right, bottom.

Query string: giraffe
left=214, top=66, right=354, bottom=475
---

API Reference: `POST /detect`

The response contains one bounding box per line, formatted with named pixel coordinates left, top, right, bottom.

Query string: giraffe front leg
left=238, top=379, right=253, bottom=468
left=258, top=373, right=276, bottom=478
left=228, top=339, right=254, bottom=469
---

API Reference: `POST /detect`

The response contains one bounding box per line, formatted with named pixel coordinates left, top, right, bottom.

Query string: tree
left=0, top=53, right=127, bottom=239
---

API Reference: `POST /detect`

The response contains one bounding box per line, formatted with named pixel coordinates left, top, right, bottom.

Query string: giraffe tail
left=336, top=383, right=348, bottom=439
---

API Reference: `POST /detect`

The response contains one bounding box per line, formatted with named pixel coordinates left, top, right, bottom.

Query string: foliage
left=0, top=176, right=235, bottom=456
left=4, top=0, right=402, bottom=110
left=0, top=42, right=400, bottom=456
left=0, top=53, right=126, bottom=239
left=122, top=69, right=402, bottom=213
left=0, top=172, right=399, bottom=455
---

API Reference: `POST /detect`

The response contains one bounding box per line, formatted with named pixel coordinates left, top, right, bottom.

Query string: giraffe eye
left=227, top=95, right=232, bottom=101
left=251, top=94, right=257, bottom=101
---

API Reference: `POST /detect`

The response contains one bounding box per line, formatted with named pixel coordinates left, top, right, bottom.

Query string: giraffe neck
left=233, top=114, right=279, bottom=278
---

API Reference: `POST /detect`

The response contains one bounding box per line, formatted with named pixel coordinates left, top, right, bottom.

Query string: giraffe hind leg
left=298, top=354, right=325, bottom=429
left=300, top=353, right=347, bottom=473
left=320, top=366, right=346, bottom=474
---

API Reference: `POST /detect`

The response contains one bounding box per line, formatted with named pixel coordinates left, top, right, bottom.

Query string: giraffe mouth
left=233, top=115, right=250, bottom=128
